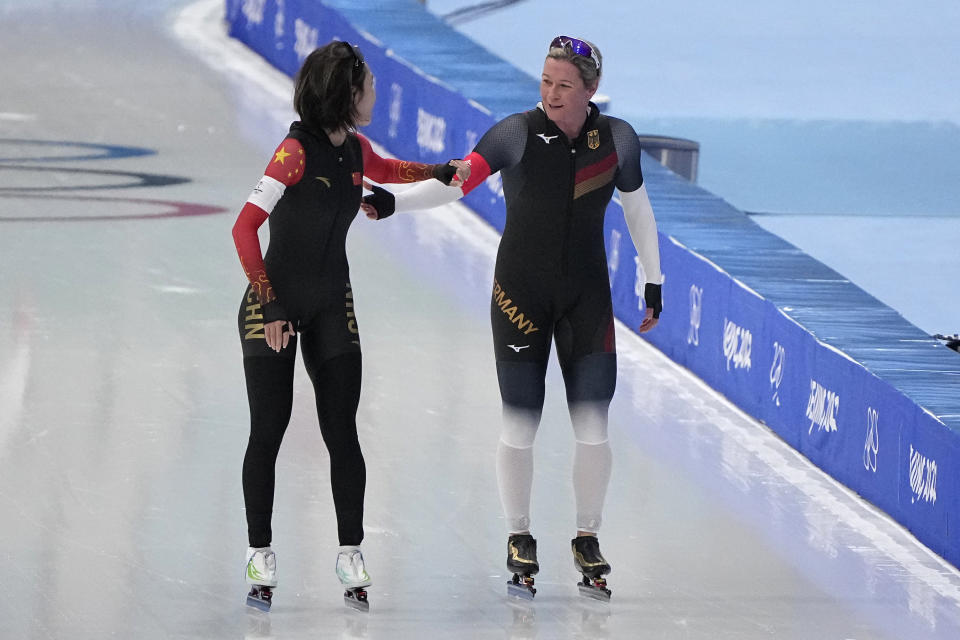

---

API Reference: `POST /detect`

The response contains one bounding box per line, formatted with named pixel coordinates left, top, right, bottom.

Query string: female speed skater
left=361, top=35, right=663, bottom=601
left=232, top=40, right=468, bottom=611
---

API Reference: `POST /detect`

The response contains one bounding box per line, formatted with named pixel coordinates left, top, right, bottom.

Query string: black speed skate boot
left=506, top=534, right=539, bottom=600
left=571, top=535, right=612, bottom=601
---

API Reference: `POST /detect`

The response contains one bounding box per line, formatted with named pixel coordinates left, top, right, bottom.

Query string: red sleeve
left=231, top=202, right=275, bottom=305
left=264, top=138, right=306, bottom=186
left=230, top=138, right=306, bottom=305
left=357, top=133, right=437, bottom=184
left=459, top=151, right=492, bottom=196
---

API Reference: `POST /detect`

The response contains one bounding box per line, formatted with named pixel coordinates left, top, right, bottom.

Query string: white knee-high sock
left=497, top=439, right=534, bottom=533
left=571, top=402, right=612, bottom=533
left=573, top=440, right=612, bottom=533
left=497, top=408, right=539, bottom=533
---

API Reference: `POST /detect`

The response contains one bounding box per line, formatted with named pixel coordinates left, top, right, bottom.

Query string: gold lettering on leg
left=491, top=282, right=538, bottom=336
left=346, top=283, right=359, bottom=335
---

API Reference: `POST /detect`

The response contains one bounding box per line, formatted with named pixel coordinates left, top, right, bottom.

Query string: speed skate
left=246, top=585, right=273, bottom=612
left=245, top=547, right=278, bottom=612
left=505, top=534, right=539, bottom=600
left=337, top=545, right=372, bottom=612
left=572, top=536, right=612, bottom=602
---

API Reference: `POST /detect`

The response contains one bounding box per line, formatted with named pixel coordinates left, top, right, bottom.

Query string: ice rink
left=2, top=1, right=960, bottom=638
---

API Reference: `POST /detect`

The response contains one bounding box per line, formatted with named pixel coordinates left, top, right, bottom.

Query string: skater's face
left=540, top=57, right=596, bottom=126
left=353, top=67, right=376, bottom=127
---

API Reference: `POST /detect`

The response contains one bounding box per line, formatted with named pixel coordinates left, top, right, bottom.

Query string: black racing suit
left=238, top=122, right=366, bottom=547
left=473, top=104, right=645, bottom=410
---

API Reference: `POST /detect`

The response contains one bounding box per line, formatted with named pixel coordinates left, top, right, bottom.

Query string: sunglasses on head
left=549, top=35, right=600, bottom=73
left=348, top=43, right=365, bottom=67
left=345, top=42, right=365, bottom=80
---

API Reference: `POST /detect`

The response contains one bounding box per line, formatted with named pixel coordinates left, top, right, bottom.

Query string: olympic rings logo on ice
left=863, top=406, right=879, bottom=473
left=769, top=341, right=785, bottom=407
left=416, top=108, right=446, bottom=154
left=687, top=285, right=702, bottom=346
left=294, top=18, right=319, bottom=61
left=0, top=139, right=228, bottom=221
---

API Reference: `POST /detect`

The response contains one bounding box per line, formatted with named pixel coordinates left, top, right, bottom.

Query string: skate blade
left=577, top=582, right=611, bottom=602
left=344, top=589, right=370, bottom=612
left=246, top=594, right=272, bottom=612
left=507, top=581, right=536, bottom=600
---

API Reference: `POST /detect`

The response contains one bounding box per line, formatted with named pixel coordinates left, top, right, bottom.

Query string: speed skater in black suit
left=232, top=40, right=468, bottom=612
left=361, top=35, right=663, bottom=601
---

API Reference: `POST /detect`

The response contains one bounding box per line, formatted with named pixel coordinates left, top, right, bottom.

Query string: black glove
left=362, top=184, right=396, bottom=219
left=261, top=300, right=288, bottom=324
left=430, top=162, right=458, bottom=185
left=644, top=283, right=662, bottom=319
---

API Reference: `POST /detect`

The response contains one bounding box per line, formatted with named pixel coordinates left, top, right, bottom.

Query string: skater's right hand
left=430, top=159, right=471, bottom=187
left=265, top=320, right=295, bottom=352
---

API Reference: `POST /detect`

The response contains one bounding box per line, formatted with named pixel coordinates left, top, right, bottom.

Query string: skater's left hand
left=638, top=308, right=658, bottom=333
left=638, top=283, right=661, bottom=333
left=361, top=181, right=395, bottom=220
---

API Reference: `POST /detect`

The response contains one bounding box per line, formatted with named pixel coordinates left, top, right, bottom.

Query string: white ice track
left=0, top=0, right=959, bottom=638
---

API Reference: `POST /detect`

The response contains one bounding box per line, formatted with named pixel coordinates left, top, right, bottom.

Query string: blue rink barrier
left=225, top=0, right=960, bottom=568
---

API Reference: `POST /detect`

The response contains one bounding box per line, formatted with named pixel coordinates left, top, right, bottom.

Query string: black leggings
left=241, top=348, right=366, bottom=548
